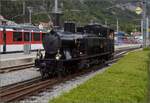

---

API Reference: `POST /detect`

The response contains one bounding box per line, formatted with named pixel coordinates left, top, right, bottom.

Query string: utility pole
left=0, top=0, right=1, bottom=14
left=27, top=6, right=33, bottom=24
left=28, top=8, right=32, bottom=25
left=141, top=19, right=143, bottom=39
left=24, top=7, right=32, bottom=54
left=116, top=18, right=119, bottom=33
left=29, top=7, right=32, bottom=54
left=146, top=17, right=149, bottom=46
left=23, top=0, right=26, bottom=23
left=23, top=1, right=25, bottom=15
left=142, top=0, right=148, bottom=48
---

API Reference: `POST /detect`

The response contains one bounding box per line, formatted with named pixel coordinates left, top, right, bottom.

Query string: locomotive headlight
left=55, top=54, right=61, bottom=60
left=56, top=55, right=60, bottom=60
left=55, top=50, right=62, bottom=60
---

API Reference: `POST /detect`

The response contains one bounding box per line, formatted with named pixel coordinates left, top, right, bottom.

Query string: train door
left=0, top=27, right=4, bottom=53
left=1, top=27, right=6, bottom=53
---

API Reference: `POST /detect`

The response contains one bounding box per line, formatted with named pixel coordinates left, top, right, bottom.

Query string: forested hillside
left=0, top=0, right=149, bottom=33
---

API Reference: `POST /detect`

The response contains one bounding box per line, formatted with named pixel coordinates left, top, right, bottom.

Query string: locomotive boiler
left=35, top=22, right=114, bottom=78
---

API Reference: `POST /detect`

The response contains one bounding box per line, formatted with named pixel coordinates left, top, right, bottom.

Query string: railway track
left=0, top=62, right=34, bottom=73
left=0, top=65, right=105, bottom=103
left=0, top=46, right=140, bottom=74
left=0, top=47, right=141, bottom=103
left=0, top=77, right=41, bottom=93
left=0, top=79, right=57, bottom=103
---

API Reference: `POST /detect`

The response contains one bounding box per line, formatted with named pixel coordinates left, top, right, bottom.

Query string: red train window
left=13, top=32, right=22, bottom=41
left=33, top=33, right=40, bottom=41
left=24, top=32, right=32, bottom=41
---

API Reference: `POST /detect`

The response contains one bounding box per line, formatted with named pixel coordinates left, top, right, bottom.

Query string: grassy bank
left=50, top=50, right=150, bottom=103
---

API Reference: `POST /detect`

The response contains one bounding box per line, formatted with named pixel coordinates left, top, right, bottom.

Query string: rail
left=0, top=47, right=141, bottom=103
left=0, top=63, right=34, bottom=73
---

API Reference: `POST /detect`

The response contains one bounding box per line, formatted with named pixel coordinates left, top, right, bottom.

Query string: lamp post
left=116, top=18, right=119, bottom=33
left=24, top=7, right=33, bottom=54
left=23, top=0, right=25, bottom=23
left=142, top=0, right=146, bottom=48
left=27, top=7, right=32, bottom=25
left=141, top=0, right=149, bottom=48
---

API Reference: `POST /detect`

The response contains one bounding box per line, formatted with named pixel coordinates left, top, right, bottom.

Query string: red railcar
left=0, top=25, right=48, bottom=53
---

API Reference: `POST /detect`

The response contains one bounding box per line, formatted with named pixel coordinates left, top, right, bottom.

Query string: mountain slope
left=1, top=0, right=149, bottom=33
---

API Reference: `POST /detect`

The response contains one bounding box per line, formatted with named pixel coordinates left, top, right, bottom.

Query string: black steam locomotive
left=35, top=22, right=114, bottom=78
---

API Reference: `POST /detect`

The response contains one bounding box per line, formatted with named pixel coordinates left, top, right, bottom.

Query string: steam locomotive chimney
left=51, top=0, right=63, bottom=28
left=54, top=0, right=58, bottom=13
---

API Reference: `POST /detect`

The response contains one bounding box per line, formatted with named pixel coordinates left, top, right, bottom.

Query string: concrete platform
left=115, top=44, right=141, bottom=51
left=0, top=44, right=141, bottom=68
left=0, top=52, right=37, bottom=68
